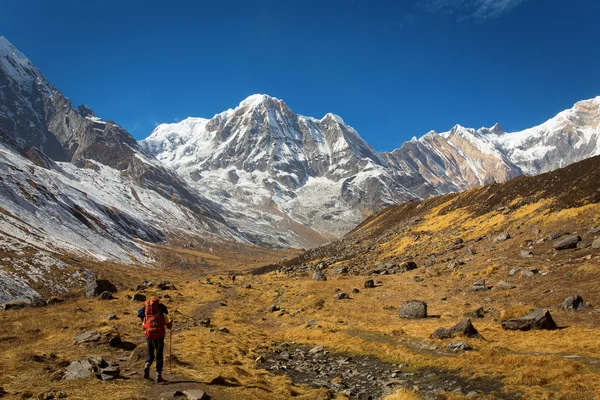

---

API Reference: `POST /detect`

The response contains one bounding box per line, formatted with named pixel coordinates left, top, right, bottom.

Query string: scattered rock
left=352, top=288, right=360, bottom=294
left=2, top=298, right=36, bottom=310
left=431, top=319, right=481, bottom=339
left=183, top=389, right=210, bottom=400
left=199, top=318, right=211, bottom=327
left=132, top=293, right=146, bottom=302
left=592, top=238, right=600, bottom=249
left=64, top=359, right=94, bottom=380
left=85, top=279, right=117, bottom=298
left=412, top=275, right=422, bottom=282
left=99, top=366, right=120, bottom=381
left=312, top=272, right=327, bottom=281
left=470, top=280, right=489, bottom=292
left=364, top=279, right=375, bottom=288
left=218, top=327, right=229, bottom=334
left=553, top=235, right=581, bottom=250
left=454, top=238, right=464, bottom=245
left=492, top=232, right=511, bottom=243
left=520, top=250, right=534, bottom=258
left=501, top=309, right=557, bottom=331
left=244, top=284, right=252, bottom=289
left=398, top=300, right=427, bottom=319
left=471, top=307, right=485, bottom=319
left=335, top=292, right=350, bottom=300
left=158, top=280, right=176, bottom=290
left=562, top=295, right=585, bottom=311
left=577, top=241, right=591, bottom=249
left=332, top=266, right=348, bottom=275
left=398, top=261, right=418, bottom=272
left=74, top=331, right=101, bottom=344
left=495, top=281, right=516, bottom=290
left=268, top=304, right=280, bottom=313
left=107, top=313, right=117, bottom=320
left=309, top=346, right=324, bottom=354
left=508, top=267, right=522, bottom=276
left=446, top=341, right=473, bottom=352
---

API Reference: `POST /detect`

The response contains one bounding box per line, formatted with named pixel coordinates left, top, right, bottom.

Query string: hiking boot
left=156, top=372, right=165, bottom=383
left=143, top=363, right=150, bottom=379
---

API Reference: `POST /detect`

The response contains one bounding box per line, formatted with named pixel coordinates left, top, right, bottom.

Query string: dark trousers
left=145, top=337, right=165, bottom=372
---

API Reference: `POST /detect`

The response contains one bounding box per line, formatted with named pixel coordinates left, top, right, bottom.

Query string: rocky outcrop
left=398, top=300, right=427, bottom=319
left=501, top=309, right=557, bottom=331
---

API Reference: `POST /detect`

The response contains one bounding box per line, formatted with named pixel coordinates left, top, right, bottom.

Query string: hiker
left=138, top=297, right=172, bottom=382
left=231, top=274, right=236, bottom=284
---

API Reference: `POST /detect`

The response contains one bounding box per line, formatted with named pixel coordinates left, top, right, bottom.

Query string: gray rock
left=471, top=307, right=485, bottom=318
left=495, top=280, right=515, bottom=290
left=454, top=238, right=464, bottom=245
left=132, top=293, right=146, bottom=302
left=577, top=241, right=591, bottom=249
left=492, top=232, right=511, bottom=243
left=501, top=309, right=557, bottom=331
left=553, top=235, right=581, bottom=250
left=312, top=271, right=327, bottom=281
left=85, top=279, right=117, bottom=298
left=64, top=359, right=94, bottom=380
left=335, top=292, right=350, bottom=300
left=183, top=389, right=210, bottom=400
left=521, top=270, right=535, bottom=277
left=398, top=261, right=418, bottom=272
left=446, top=341, right=472, bottom=352
left=268, top=304, right=280, bottom=313
left=107, top=313, right=117, bottom=320
left=158, top=280, right=176, bottom=290
left=562, top=295, right=585, bottom=311
left=520, top=250, right=534, bottom=258
left=2, top=298, right=35, bottom=310
left=352, top=288, right=360, bottom=294
left=398, top=300, right=427, bottom=319
left=364, top=279, right=375, bottom=288
left=74, top=331, right=101, bottom=344
left=431, top=319, right=481, bottom=339
left=592, top=238, right=600, bottom=249
left=332, top=266, right=348, bottom=275
left=99, top=366, right=120, bottom=381
left=471, top=280, right=489, bottom=292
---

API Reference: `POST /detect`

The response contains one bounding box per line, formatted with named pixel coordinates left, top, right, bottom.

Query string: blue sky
left=1, top=0, right=599, bottom=151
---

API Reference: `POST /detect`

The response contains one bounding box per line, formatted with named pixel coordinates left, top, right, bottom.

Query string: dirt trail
left=117, top=285, right=239, bottom=400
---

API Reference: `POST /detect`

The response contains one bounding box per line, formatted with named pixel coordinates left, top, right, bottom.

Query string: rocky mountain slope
left=142, top=94, right=600, bottom=247
left=0, top=37, right=249, bottom=303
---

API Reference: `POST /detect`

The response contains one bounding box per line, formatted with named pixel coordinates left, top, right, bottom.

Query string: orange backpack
left=143, top=298, right=165, bottom=340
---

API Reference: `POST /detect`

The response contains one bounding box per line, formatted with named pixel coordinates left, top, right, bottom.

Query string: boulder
left=592, top=238, right=600, bottom=249
left=64, top=359, right=94, bottom=380
left=183, top=390, right=210, bottom=400
left=335, top=292, right=350, bottom=300
left=398, top=261, right=418, bottom=272
left=85, top=279, right=117, bottom=298
left=74, top=331, right=101, bottom=344
left=132, top=293, right=146, bottom=302
left=520, top=250, right=534, bottom=258
left=553, top=235, right=581, bottom=250
left=99, top=291, right=113, bottom=300
left=501, top=309, right=557, bottom=331
left=446, top=341, right=473, bottom=352
left=398, top=300, right=427, bottom=319
left=562, top=295, right=585, bottom=311
left=431, top=319, right=481, bottom=339
left=363, top=279, right=375, bottom=288
left=471, top=280, right=489, bottom=292
left=495, top=281, right=516, bottom=290
left=332, top=266, right=348, bottom=275
left=492, top=232, right=511, bottom=243
left=312, top=272, right=327, bottom=281
left=99, top=366, right=120, bottom=381
left=158, top=280, right=176, bottom=290
left=471, top=307, right=485, bottom=319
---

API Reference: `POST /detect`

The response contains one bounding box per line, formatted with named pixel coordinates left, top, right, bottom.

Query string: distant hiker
left=138, top=297, right=172, bottom=382
left=231, top=274, right=236, bottom=284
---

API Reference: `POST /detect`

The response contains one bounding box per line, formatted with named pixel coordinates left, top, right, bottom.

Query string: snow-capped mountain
left=143, top=95, right=600, bottom=247
left=0, top=36, right=250, bottom=302
left=141, top=94, right=432, bottom=248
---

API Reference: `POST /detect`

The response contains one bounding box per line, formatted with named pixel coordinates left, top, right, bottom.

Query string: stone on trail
left=183, top=389, right=210, bottom=400
left=312, top=271, right=327, bottom=281
left=363, top=279, right=375, bottom=288
left=431, top=318, right=481, bottom=339
left=85, top=279, right=117, bottom=298
left=553, top=235, right=581, bottom=250
left=501, top=309, right=557, bottom=331
left=562, top=295, right=585, bottom=311
left=398, top=300, right=427, bottom=319
left=99, top=366, right=120, bottom=381
left=74, top=331, right=101, bottom=344
left=592, top=238, right=600, bottom=249
left=64, top=359, right=94, bottom=380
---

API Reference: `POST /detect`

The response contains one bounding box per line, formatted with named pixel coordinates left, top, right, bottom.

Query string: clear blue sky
left=1, top=0, right=599, bottom=151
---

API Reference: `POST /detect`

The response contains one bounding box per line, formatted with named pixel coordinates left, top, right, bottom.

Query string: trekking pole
left=169, top=327, right=173, bottom=374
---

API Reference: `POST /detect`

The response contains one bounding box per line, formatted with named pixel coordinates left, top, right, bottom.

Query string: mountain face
left=141, top=95, right=433, bottom=248
left=142, top=94, right=600, bottom=248
left=0, top=37, right=252, bottom=303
